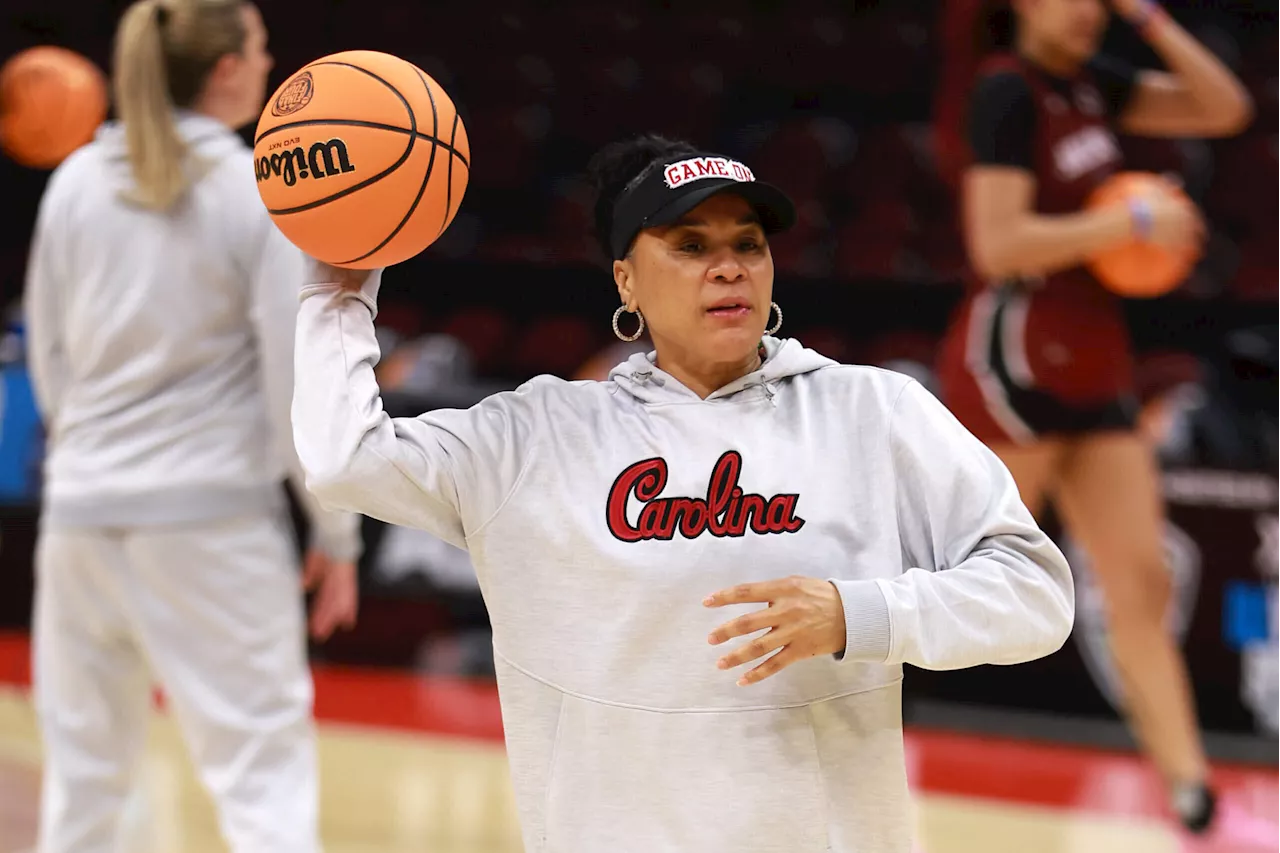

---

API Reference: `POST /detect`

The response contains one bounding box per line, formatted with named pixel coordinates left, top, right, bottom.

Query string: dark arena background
left=0, top=1, right=1275, bottom=851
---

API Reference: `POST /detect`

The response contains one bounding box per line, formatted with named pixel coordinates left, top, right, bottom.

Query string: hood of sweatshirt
left=94, top=110, right=248, bottom=179
left=607, top=336, right=836, bottom=405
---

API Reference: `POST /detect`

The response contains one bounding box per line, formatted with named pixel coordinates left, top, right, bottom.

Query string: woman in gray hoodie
left=290, top=133, right=1076, bottom=853
left=24, top=2, right=359, bottom=851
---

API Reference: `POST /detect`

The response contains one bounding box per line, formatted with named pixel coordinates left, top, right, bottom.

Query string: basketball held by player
left=24, top=2, right=360, bottom=852
left=933, top=0, right=1270, bottom=849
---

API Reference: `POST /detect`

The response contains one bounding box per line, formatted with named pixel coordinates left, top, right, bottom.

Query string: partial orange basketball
left=254, top=50, right=470, bottom=269
left=0, top=46, right=107, bottom=169
left=1087, top=172, right=1198, bottom=299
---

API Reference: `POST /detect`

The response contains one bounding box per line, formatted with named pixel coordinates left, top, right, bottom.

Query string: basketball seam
left=333, top=68, right=443, bottom=266
left=253, top=61, right=412, bottom=145
left=255, top=118, right=469, bottom=169
left=417, top=67, right=446, bottom=240
left=438, top=111, right=461, bottom=239
left=262, top=63, right=419, bottom=216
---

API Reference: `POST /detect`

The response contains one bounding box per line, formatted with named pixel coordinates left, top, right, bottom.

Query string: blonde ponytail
left=112, top=0, right=246, bottom=212
left=115, top=1, right=187, bottom=210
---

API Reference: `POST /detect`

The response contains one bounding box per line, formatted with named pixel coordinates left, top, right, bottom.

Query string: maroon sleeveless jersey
left=940, top=53, right=1135, bottom=429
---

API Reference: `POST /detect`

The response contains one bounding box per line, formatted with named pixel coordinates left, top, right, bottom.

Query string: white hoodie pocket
left=542, top=693, right=831, bottom=852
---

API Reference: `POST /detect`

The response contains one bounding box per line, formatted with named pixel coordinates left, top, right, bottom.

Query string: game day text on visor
left=663, top=157, right=756, bottom=189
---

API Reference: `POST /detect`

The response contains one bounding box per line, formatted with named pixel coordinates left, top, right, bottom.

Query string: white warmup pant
left=32, top=512, right=319, bottom=853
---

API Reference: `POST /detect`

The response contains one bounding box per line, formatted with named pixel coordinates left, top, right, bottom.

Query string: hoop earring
left=612, top=306, right=645, bottom=342
left=765, top=302, right=783, bottom=336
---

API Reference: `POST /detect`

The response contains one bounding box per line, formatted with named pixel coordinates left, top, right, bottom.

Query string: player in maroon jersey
left=934, top=0, right=1272, bottom=850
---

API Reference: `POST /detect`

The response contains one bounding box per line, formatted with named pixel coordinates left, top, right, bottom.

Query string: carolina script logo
left=606, top=451, right=805, bottom=542
left=1051, top=125, right=1121, bottom=182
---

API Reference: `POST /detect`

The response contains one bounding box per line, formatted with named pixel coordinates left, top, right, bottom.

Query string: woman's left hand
left=704, top=576, right=847, bottom=686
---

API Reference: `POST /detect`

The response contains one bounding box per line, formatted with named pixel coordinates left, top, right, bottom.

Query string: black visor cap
left=609, top=154, right=797, bottom=260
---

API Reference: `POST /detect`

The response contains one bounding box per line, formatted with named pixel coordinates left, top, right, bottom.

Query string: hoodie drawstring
left=634, top=368, right=664, bottom=387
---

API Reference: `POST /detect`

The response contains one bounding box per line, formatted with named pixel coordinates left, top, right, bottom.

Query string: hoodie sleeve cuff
left=309, top=510, right=364, bottom=563
left=828, top=579, right=892, bottom=664
left=299, top=268, right=383, bottom=319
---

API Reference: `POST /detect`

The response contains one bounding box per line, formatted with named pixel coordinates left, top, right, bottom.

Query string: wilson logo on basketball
left=606, top=451, right=805, bottom=542
left=271, top=71, right=314, bottom=117
left=254, top=139, right=356, bottom=188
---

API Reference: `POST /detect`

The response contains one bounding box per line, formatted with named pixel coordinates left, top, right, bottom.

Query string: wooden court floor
left=0, top=635, right=1275, bottom=853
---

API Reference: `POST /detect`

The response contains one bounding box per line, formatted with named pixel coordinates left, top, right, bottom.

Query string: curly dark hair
left=585, top=133, right=700, bottom=258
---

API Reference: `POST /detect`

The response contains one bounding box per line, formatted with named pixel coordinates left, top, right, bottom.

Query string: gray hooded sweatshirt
left=25, top=112, right=359, bottom=559
left=293, top=272, right=1074, bottom=852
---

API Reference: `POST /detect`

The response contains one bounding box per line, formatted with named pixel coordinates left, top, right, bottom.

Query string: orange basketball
left=0, top=47, right=107, bottom=170
left=1086, top=172, right=1198, bottom=298
left=254, top=50, right=470, bottom=269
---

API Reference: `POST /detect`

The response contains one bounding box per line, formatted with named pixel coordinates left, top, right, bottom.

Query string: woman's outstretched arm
left=291, top=262, right=536, bottom=548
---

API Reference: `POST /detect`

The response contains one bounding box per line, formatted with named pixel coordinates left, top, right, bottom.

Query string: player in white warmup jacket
left=291, top=134, right=1076, bottom=853
left=24, top=3, right=361, bottom=852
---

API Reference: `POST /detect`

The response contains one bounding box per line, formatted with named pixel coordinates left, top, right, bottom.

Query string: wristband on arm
left=1128, top=197, right=1154, bottom=241
left=1129, top=0, right=1169, bottom=39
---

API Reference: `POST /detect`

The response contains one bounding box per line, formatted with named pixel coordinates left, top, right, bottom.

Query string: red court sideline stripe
left=2, top=631, right=1274, bottom=824
left=0, top=633, right=504, bottom=741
